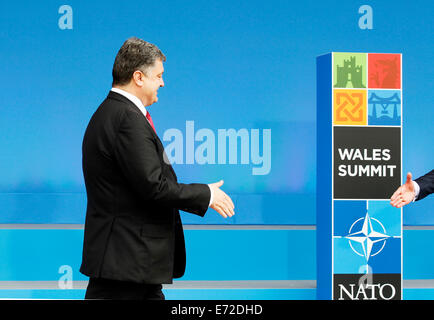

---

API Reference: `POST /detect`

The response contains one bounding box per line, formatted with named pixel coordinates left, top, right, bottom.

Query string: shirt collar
left=110, top=87, right=147, bottom=117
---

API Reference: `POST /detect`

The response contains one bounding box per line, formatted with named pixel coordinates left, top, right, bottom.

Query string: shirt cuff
left=208, top=185, right=214, bottom=207
left=412, top=181, right=420, bottom=201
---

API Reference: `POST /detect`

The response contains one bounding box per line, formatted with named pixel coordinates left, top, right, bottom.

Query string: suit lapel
left=108, top=91, right=158, bottom=138
left=107, top=91, right=177, bottom=180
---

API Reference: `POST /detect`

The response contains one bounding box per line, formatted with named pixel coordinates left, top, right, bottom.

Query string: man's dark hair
left=112, top=37, right=166, bottom=86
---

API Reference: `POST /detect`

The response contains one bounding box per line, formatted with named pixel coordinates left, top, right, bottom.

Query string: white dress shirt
left=111, top=87, right=148, bottom=118
left=110, top=87, right=213, bottom=207
left=413, top=181, right=420, bottom=201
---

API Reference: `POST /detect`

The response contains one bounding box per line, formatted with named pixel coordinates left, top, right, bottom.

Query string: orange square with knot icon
left=333, top=89, right=367, bottom=125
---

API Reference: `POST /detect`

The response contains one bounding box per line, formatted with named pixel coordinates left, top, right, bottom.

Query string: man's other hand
left=208, top=180, right=235, bottom=218
left=390, top=172, right=416, bottom=208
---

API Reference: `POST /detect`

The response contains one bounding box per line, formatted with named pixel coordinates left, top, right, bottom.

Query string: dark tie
left=145, top=111, right=156, bottom=133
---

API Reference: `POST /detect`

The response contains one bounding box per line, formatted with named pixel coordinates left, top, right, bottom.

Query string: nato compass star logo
left=344, top=212, right=390, bottom=262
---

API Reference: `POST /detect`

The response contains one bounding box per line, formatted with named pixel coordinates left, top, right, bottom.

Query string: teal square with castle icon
left=333, top=52, right=367, bottom=89
left=368, top=90, right=401, bottom=126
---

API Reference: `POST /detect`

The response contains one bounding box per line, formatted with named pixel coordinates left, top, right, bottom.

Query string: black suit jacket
left=79, top=91, right=210, bottom=284
left=415, top=170, right=434, bottom=201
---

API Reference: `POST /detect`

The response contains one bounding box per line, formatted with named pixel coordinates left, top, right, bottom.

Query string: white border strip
left=0, top=224, right=432, bottom=230
left=0, top=224, right=316, bottom=230
left=0, top=280, right=432, bottom=290
left=0, top=280, right=316, bottom=290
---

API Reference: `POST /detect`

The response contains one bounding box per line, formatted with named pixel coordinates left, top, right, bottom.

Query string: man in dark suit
left=390, top=170, right=434, bottom=208
left=80, top=37, right=235, bottom=300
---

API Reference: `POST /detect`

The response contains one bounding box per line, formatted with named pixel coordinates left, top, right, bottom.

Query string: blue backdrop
left=0, top=0, right=432, bottom=225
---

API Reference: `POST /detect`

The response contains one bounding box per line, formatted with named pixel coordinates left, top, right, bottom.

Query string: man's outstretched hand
left=390, top=172, right=415, bottom=208
left=208, top=180, right=235, bottom=218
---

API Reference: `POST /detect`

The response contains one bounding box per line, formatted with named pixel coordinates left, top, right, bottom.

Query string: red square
left=368, top=53, right=401, bottom=89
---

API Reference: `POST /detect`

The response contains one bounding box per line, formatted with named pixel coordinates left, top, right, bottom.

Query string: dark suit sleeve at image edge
left=113, top=109, right=210, bottom=215
left=415, top=170, right=434, bottom=201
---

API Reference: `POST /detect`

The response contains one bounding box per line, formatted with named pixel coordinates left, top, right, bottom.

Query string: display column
left=317, top=52, right=403, bottom=300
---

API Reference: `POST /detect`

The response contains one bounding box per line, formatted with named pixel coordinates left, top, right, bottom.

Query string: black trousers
left=85, top=277, right=165, bottom=300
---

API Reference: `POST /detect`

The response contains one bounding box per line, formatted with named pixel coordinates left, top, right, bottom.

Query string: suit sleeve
left=113, top=109, right=210, bottom=216
left=415, top=170, right=434, bottom=201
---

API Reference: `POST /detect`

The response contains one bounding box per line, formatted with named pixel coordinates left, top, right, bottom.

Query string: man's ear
left=132, top=70, right=144, bottom=87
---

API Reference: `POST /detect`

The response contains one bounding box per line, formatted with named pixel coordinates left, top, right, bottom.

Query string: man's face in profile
left=141, top=59, right=165, bottom=106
